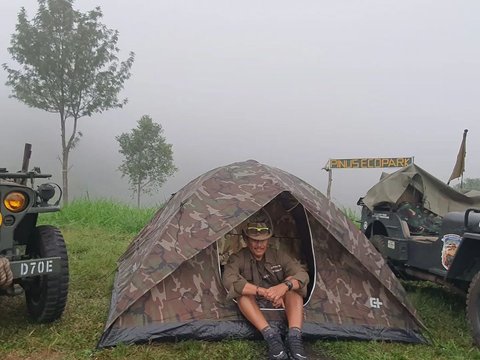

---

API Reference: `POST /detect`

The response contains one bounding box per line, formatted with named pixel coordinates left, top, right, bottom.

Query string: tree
left=116, top=116, right=177, bottom=207
left=3, top=0, right=134, bottom=204
left=453, top=178, right=480, bottom=192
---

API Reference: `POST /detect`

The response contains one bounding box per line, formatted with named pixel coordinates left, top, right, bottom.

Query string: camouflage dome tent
left=98, top=160, right=426, bottom=347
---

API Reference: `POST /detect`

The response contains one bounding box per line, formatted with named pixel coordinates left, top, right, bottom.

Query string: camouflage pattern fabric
left=305, top=213, right=419, bottom=329
left=397, top=202, right=442, bottom=235
left=397, top=202, right=425, bottom=234
left=98, top=160, right=425, bottom=347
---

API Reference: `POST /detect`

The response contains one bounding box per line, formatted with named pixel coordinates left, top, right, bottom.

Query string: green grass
left=43, top=198, right=157, bottom=234
left=1, top=201, right=480, bottom=359
left=341, top=206, right=361, bottom=229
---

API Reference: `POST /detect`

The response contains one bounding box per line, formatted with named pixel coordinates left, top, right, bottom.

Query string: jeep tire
left=24, top=225, right=69, bottom=323
left=467, top=271, right=480, bottom=346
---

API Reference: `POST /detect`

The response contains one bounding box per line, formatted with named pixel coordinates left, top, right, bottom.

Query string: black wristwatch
left=283, top=280, right=293, bottom=291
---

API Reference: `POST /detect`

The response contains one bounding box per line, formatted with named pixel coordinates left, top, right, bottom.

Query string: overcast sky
left=1, top=1, right=479, bottom=210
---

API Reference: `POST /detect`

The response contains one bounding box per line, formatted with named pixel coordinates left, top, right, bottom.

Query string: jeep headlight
left=4, top=191, right=28, bottom=212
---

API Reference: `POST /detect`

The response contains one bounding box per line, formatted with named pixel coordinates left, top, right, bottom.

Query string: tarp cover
left=98, top=160, right=426, bottom=347
left=362, top=163, right=480, bottom=216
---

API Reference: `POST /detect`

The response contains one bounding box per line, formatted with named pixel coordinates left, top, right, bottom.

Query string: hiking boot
left=287, top=330, right=307, bottom=360
left=264, top=331, right=289, bottom=360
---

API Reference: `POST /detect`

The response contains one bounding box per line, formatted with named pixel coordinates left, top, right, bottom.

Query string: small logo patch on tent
left=369, top=297, right=383, bottom=309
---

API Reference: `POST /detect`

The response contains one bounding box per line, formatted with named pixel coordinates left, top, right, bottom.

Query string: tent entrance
left=217, top=191, right=316, bottom=308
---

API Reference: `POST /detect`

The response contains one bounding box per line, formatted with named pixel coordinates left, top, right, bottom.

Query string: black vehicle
left=0, top=144, right=68, bottom=322
left=359, top=163, right=480, bottom=345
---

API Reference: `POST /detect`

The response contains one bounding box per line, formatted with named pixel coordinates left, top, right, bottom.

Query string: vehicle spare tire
left=467, top=271, right=480, bottom=346
left=24, top=225, right=69, bottom=323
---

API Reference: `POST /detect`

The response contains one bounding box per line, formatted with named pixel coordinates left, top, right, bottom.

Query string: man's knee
left=284, top=291, right=304, bottom=307
left=238, top=294, right=256, bottom=302
left=286, top=290, right=303, bottom=300
left=237, top=294, right=257, bottom=308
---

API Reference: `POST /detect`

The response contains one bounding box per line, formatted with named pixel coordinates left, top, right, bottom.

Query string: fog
left=1, top=1, right=479, bottom=210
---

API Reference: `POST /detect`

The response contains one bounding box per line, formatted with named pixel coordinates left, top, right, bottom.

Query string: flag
left=448, top=129, right=468, bottom=184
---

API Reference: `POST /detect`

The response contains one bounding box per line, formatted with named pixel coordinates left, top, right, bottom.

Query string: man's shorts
left=256, top=296, right=279, bottom=309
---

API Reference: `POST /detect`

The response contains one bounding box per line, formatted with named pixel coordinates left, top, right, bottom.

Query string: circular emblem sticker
left=441, top=234, right=462, bottom=270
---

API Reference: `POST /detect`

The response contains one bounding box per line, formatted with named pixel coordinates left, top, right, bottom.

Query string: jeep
left=358, top=163, right=480, bottom=345
left=0, top=144, right=68, bottom=322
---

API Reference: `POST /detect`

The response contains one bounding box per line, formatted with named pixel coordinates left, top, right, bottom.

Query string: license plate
left=10, top=257, right=61, bottom=278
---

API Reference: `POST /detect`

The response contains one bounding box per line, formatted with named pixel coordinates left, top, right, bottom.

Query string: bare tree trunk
left=62, top=149, right=69, bottom=205
left=60, top=110, right=69, bottom=205
left=137, top=182, right=141, bottom=208
left=60, top=110, right=80, bottom=206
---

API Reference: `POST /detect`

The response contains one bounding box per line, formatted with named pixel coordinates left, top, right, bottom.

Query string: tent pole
left=322, top=160, right=332, bottom=200
left=326, top=168, right=332, bottom=200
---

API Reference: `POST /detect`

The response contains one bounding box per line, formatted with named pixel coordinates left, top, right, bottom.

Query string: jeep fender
left=364, top=220, right=388, bottom=239
left=447, top=233, right=480, bottom=281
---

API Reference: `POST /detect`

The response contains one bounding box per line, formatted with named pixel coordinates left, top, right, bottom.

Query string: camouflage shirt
left=222, top=247, right=309, bottom=301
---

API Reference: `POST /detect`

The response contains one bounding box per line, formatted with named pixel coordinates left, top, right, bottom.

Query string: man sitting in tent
left=222, top=209, right=310, bottom=360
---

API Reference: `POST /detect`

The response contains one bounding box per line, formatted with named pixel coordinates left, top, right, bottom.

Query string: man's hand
left=272, top=297, right=285, bottom=308
left=264, top=283, right=288, bottom=305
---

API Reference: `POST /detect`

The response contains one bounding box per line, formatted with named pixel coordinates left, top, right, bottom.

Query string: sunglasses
left=245, top=226, right=271, bottom=237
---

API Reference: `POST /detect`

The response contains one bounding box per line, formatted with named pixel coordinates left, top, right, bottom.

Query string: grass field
left=1, top=200, right=480, bottom=359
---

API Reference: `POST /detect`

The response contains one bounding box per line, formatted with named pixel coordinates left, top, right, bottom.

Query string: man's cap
left=242, top=208, right=273, bottom=241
